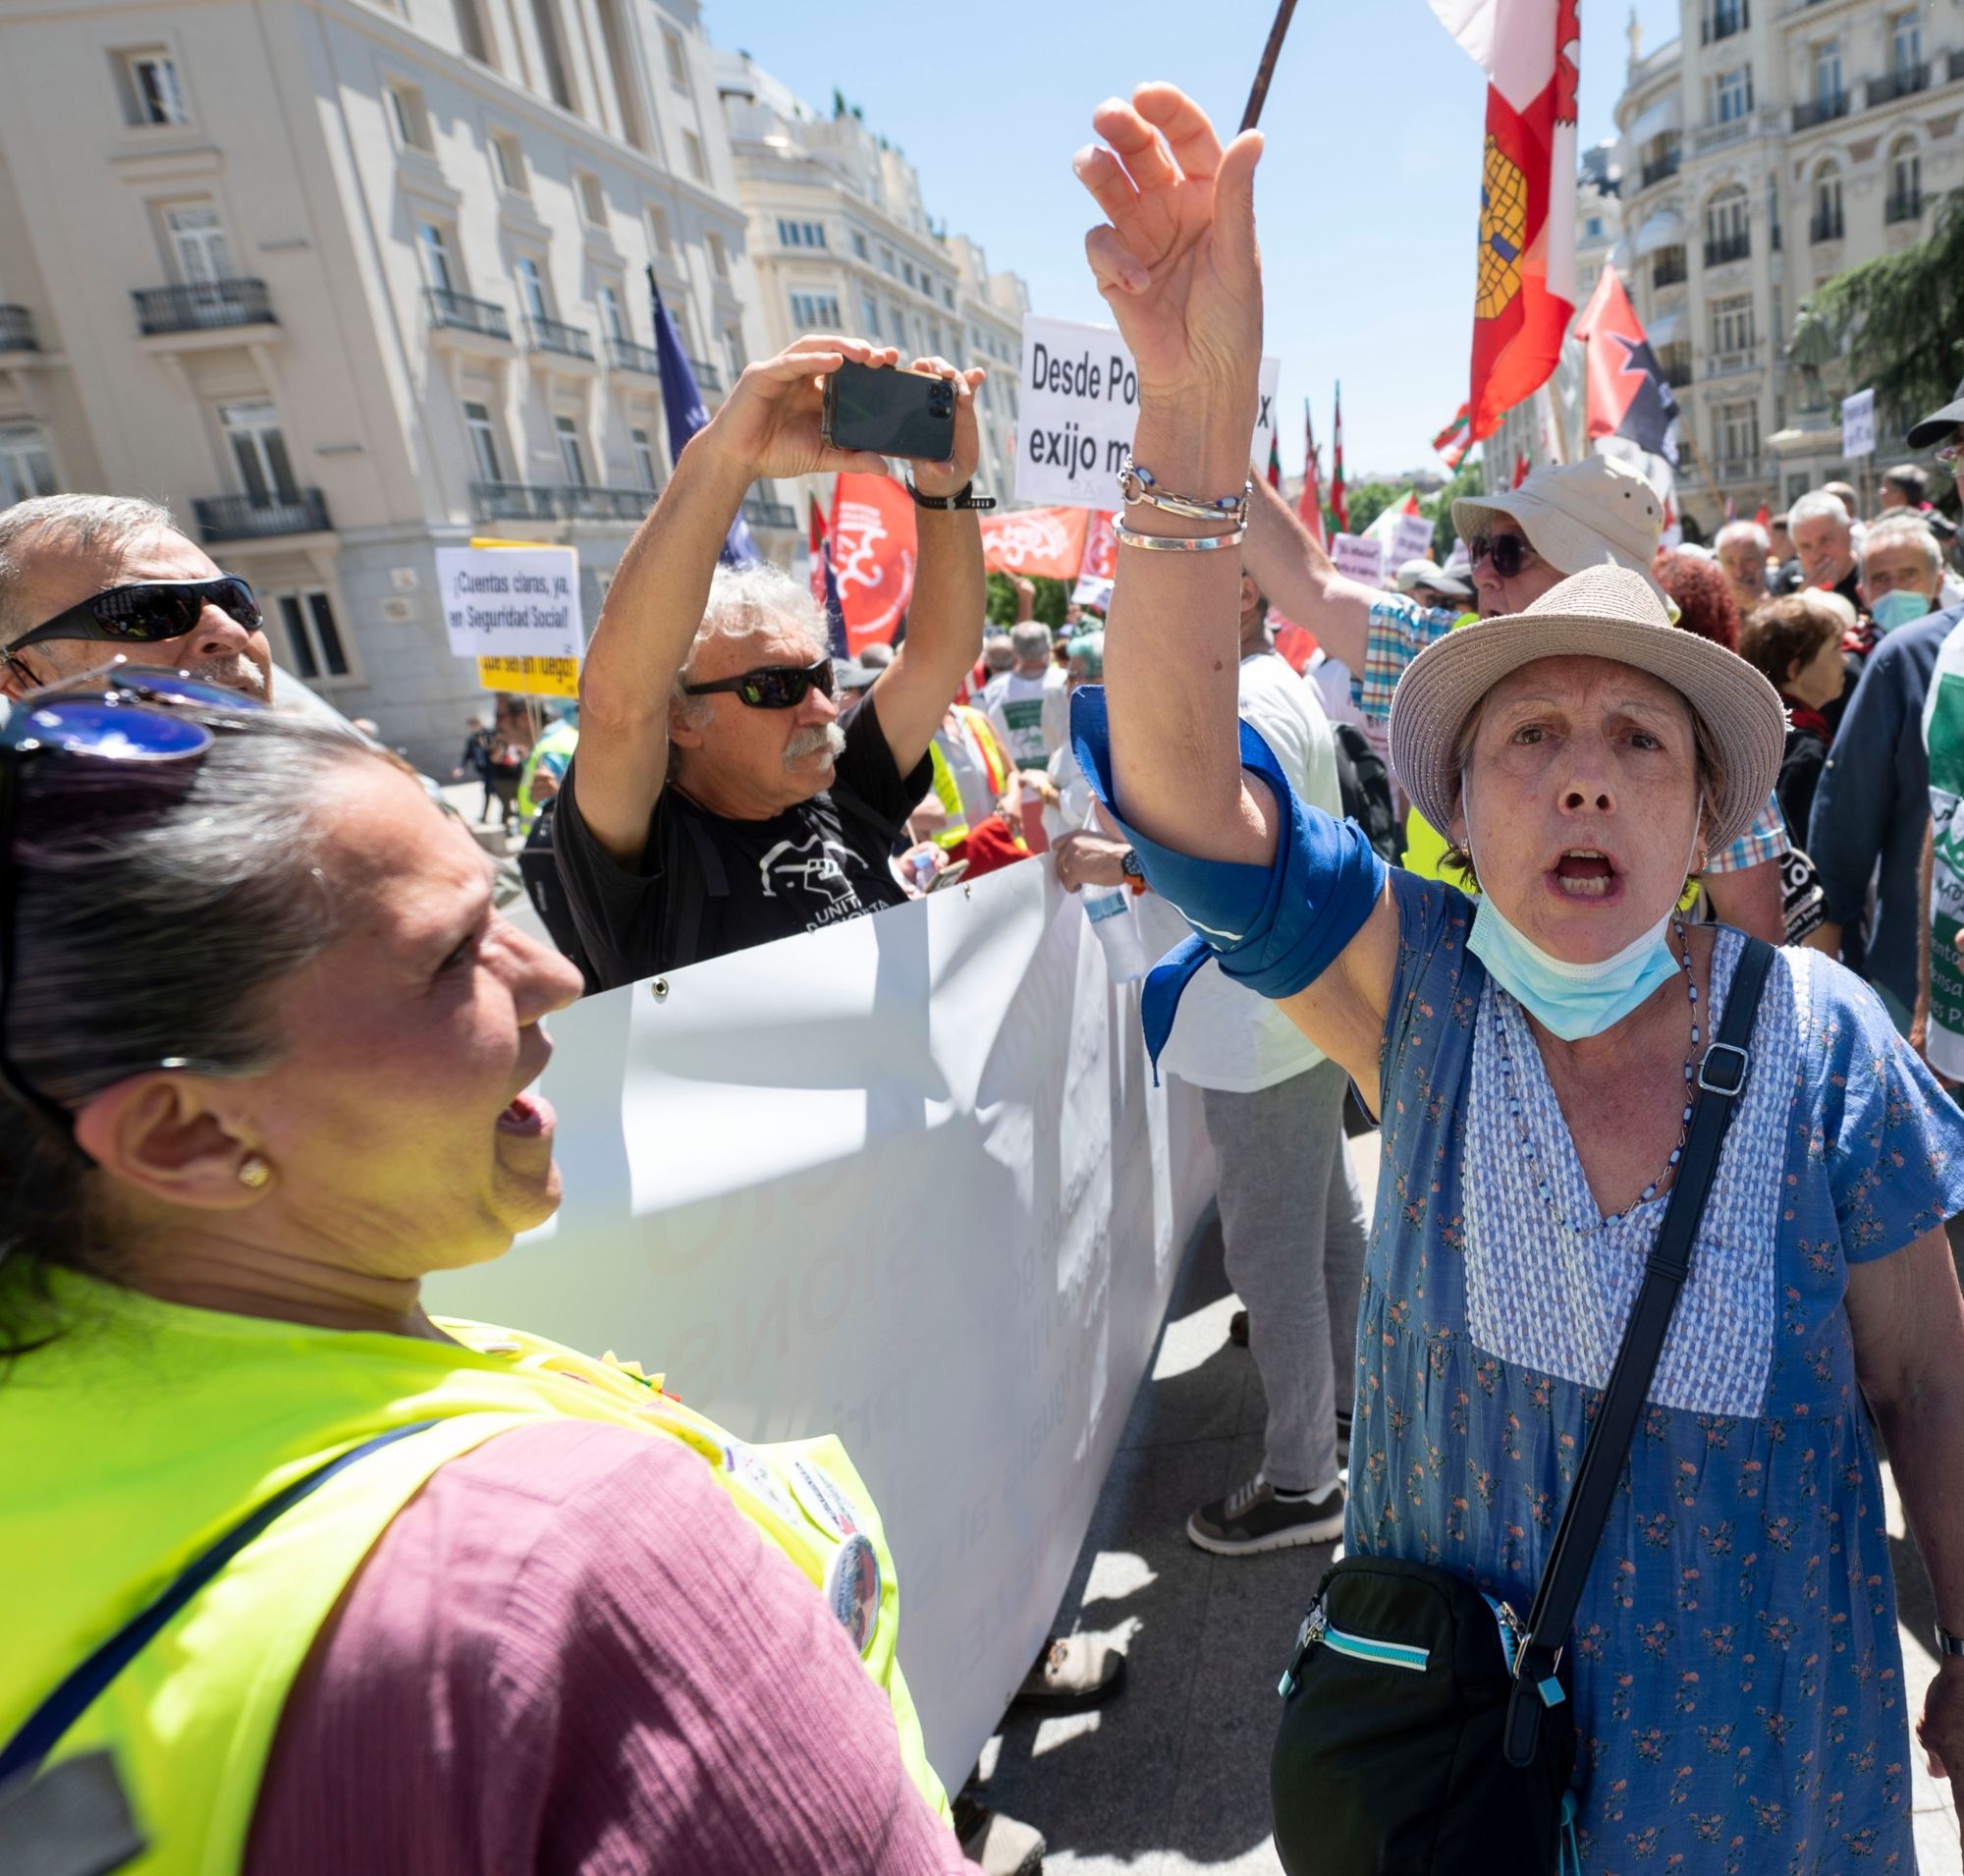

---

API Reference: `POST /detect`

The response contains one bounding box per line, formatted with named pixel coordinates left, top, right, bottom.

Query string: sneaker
left=1186, top=1475, right=1345, bottom=1555
left=954, top=1793, right=1045, bottom=1875
left=1337, top=1408, right=1352, bottom=1465
left=1229, top=1307, right=1249, bottom=1347
left=1012, top=1631, right=1127, bottom=1711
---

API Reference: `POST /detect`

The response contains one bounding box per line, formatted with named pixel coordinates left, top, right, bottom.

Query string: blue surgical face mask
left=1467, top=894, right=1679, bottom=1040
left=1872, top=588, right=1932, bottom=634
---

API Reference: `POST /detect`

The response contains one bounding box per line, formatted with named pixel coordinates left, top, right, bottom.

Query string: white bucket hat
left=1451, top=455, right=1666, bottom=591
left=1388, top=565, right=1785, bottom=855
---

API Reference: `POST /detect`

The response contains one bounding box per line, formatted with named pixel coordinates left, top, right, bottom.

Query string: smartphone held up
left=822, top=359, right=956, bottom=463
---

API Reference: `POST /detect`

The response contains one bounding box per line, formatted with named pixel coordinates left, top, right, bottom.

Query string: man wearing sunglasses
left=1238, top=451, right=1792, bottom=944
left=555, top=336, right=986, bottom=989
left=0, top=495, right=273, bottom=704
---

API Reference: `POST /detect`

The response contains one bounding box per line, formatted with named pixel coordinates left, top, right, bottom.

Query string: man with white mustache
left=554, top=336, right=986, bottom=988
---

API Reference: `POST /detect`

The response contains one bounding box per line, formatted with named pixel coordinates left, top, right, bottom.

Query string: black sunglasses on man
left=4, top=577, right=262, bottom=657
left=1464, top=533, right=1542, bottom=581
left=681, top=660, right=837, bottom=710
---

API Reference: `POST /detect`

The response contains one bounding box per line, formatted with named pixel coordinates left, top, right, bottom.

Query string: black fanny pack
left=1270, top=936, right=1773, bottom=1876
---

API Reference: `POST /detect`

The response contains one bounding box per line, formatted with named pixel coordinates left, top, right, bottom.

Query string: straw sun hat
left=1388, top=565, right=1786, bottom=855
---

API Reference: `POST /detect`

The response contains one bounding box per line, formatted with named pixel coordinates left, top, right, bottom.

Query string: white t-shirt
left=1135, top=650, right=1339, bottom=1094
left=984, top=664, right=1067, bottom=770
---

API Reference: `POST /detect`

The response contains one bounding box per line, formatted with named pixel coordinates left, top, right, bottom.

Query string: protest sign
left=829, top=473, right=917, bottom=651
left=437, top=544, right=582, bottom=661
left=428, top=860, right=1214, bottom=1787
left=1016, top=314, right=1282, bottom=509
left=1331, top=531, right=1387, bottom=586
left=1841, top=387, right=1876, bottom=460
left=475, top=654, right=578, bottom=697
left=1391, top=507, right=1439, bottom=568
left=979, top=505, right=1090, bottom=579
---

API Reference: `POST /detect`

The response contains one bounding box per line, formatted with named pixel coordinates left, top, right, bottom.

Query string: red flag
left=828, top=473, right=916, bottom=653
left=1329, top=384, right=1350, bottom=536
left=1571, top=264, right=1680, bottom=466
left=1432, top=402, right=1473, bottom=470
left=1298, top=401, right=1327, bottom=548
left=978, top=507, right=1090, bottom=580
left=1511, top=453, right=1531, bottom=489
left=1266, top=427, right=1283, bottom=490
left=1724, top=495, right=1737, bottom=523
left=1753, top=503, right=1770, bottom=529
left=1431, top=0, right=1583, bottom=443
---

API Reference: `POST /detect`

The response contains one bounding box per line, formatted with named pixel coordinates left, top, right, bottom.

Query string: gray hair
left=1861, top=514, right=1942, bottom=578
left=981, top=634, right=1015, bottom=673
left=671, top=562, right=829, bottom=728
left=1714, top=520, right=1770, bottom=557
left=0, top=702, right=382, bottom=1358
left=1787, top=490, right=1850, bottom=533
left=1009, top=621, right=1052, bottom=663
left=0, top=494, right=179, bottom=642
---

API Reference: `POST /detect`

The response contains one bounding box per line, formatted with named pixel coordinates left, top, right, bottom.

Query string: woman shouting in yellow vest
left=0, top=671, right=963, bottom=1875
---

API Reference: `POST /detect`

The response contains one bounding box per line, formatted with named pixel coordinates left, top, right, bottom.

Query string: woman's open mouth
left=496, top=1089, right=557, bottom=1138
left=1548, top=849, right=1619, bottom=901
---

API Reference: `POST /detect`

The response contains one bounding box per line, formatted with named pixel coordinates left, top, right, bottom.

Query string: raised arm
left=1243, top=471, right=1378, bottom=675
left=862, top=358, right=989, bottom=775
left=1073, top=83, right=1396, bottom=1087
left=573, top=337, right=895, bottom=866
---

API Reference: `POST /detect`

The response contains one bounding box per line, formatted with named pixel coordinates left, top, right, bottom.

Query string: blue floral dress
left=1351, top=871, right=1964, bottom=1873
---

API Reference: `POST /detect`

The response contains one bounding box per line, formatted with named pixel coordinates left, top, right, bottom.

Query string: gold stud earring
left=237, top=1155, right=272, bottom=1190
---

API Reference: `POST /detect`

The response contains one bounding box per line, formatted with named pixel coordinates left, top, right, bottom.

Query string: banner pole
left=1240, top=0, right=1299, bottom=131
left=1677, top=426, right=1725, bottom=532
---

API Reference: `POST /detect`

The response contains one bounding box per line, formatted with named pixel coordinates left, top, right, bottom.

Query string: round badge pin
left=825, top=1532, right=882, bottom=1657
left=720, top=1442, right=801, bottom=1527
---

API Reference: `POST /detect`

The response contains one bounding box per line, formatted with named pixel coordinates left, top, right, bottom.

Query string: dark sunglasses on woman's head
left=1465, top=532, right=1541, bottom=580
left=682, top=659, right=837, bottom=710
left=5, top=576, right=262, bottom=657
left=0, top=664, right=268, bottom=1136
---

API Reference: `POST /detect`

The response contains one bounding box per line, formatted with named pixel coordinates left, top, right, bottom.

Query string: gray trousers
left=1202, top=1057, right=1368, bottom=1496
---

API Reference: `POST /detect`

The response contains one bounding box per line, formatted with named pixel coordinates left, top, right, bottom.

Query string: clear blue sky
left=711, top=0, right=1684, bottom=478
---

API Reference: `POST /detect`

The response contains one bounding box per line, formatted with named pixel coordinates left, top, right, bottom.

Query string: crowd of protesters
left=6, top=82, right=1964, bottom=1876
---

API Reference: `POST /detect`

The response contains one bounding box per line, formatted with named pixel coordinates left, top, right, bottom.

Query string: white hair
left=1861, top=514, right=1942, bottom=578
left=1009, top=621, right=1052, bottom=663
left=672, top=562, right=829, bottom=725
left=1714, top=520, right=1770, bottom=557
left=1787, top=490, right=1851, bottom=533
left=0, top=493, right=179, bottom=640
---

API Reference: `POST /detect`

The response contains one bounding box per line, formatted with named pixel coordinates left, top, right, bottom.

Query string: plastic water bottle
left=1082, top=881, right=1148, bottom=981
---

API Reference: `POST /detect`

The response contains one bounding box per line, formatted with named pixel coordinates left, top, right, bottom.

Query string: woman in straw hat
left=1069, top=83, right=1964, bottom=1867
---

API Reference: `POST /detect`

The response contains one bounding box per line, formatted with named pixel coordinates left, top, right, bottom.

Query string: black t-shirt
left=554, top=690, right=930, bottom=989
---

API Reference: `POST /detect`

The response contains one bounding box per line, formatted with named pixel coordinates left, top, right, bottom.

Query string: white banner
left=1841, top=387, right=1877, bottom=461
left=437, top=544, right=583, bottom=660
left=1016, top=313, right=1281, bottom=509
left=1331, top=531, right=1387, bottom=586
left=427, top=859, right=1215, bottom=1785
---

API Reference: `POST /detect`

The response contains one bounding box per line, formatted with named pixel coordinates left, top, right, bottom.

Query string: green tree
left=1422, top=459, right=1485, bottom=560
left=1343, top=479, right=1402, bottom=538
left=1798, top=188, right=1964, bottom=427
left=984, top=572, right=1070, bottom=630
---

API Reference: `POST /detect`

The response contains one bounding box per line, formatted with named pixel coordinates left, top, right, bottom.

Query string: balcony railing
left=1868, top=64, right=1930, bottom=108
left=1792, top=90, right=1849, bottom=131
left=1694, top=114, right=1754, bottom=152
left=1704, top=347, right=1762, bottom=378
left=523, top=313, right=594, bottom=361
left=1639, top=152, right=1681, bottom=189
left=0, top=304, right=35, bottom=351
left=1810, top=207, right=1846, bottom=243
left=1653, top=252, right=1689, bottom=289
left=133, top=278, right=274, bottom=335
left=1713, top=456, right=1762, bottom=484
left=470, top=482, right=649, bottom=524
left=606, top=335, right=663, bottom=376
left=1885, top=188, right=1924, bottom=225
left=426, top=287, right=511, bottom=342
left=1704, top=232, right=1751, bottom=266
left=191, top=489, right=330, bottom=541
left=689, top=355, right=723, bottom=392
left=741, top=497, right=796, bottom=530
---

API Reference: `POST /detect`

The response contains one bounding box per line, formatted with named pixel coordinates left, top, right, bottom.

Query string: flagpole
left=1676, top=426, right=1727, bottom=533
left=1540, top=382, right=1572, bottom=468
left=1240, top=0, right=1299, bottom=131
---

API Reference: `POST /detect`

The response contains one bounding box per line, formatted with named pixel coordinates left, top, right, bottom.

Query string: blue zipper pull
left=1558, top=1791, right=1581, bottom=1876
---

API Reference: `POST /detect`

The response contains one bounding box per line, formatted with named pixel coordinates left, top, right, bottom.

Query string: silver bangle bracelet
left=1117, top=449, right=1252, bottom=528
left=1112, top=520, right=1247, bottom=552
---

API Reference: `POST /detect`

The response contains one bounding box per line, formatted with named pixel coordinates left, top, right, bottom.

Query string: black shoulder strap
left=1501, top=935, right=1776, bottom=1767
left=0, top=1420, right=442, bottom=1792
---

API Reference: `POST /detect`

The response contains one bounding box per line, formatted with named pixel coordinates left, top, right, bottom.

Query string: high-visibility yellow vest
left=517, top=718, right=579, bottom=829
left=926, top=705, right=1011, bottom=849
left=0, top=1272, right=945, bottom=1872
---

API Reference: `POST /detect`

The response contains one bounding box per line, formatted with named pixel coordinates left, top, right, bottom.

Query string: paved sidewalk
left=974, top=1134, right=1964, bottom=1874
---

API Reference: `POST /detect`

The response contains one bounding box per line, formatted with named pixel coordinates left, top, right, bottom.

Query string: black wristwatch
left=1937, top=1622, right=1964, bottom=1659
left=1119, top=849, right=1144, bottom=884
left=906, top=479, right=996, bottom=512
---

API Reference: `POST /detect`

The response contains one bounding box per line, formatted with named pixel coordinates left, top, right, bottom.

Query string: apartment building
left=0, top=0, right=792, bottom=767
left=1609, top=0, right=1963, bottom=524
left=714, top=54, right=1027, bottom=507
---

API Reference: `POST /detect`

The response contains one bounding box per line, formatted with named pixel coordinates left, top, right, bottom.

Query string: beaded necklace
left=1492, top=919, right=1698, bottom=1231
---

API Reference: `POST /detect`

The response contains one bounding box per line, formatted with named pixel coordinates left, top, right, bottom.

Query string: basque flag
left=1329, top=383, right=1349, bottom=536
left=1571, top=263, right=1680, bottom=467
left=807, top=496, right=848, bottom=658
left=648, top=267, right=756, bottom=567
left=1298, top=400, right=1327, bottom=548
left=1432, top=403, right=1473, bottom=470
left=1430, top=0, right=1582, bottom=442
